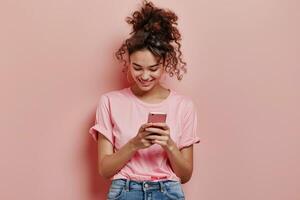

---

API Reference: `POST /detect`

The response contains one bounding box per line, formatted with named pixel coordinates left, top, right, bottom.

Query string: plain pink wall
left=0, top=0, right=299, bottom=199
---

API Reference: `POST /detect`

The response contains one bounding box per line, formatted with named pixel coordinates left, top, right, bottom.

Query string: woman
left=89, top=1, right=201, bottom=199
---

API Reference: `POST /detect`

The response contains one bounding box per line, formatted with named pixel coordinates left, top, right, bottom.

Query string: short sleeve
left=89, top=95, right=114, bottom=144
left=178, top=99, right=201, bottom=150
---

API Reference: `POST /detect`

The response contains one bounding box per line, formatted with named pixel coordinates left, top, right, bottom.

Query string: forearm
left=165, top=141, right=193, bottom=183
left=100, top=140, right=137, bottom=179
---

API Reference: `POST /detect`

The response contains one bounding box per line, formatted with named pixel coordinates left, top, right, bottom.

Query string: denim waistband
left=111, top=178, right=179, bottom=192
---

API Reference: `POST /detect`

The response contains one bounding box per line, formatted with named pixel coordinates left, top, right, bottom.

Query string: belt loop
left=142, top=181, right=146, bottom=192
left=125, top=179, right=130, bottom=192
left=159, top=181, right=165, bottom=192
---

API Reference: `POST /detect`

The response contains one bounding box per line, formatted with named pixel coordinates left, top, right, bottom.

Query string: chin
left=136, top=82, right=156, bottom=91
left=134, top=79, right=156, bottom=90
left=137, top=85, right=153, bottom=91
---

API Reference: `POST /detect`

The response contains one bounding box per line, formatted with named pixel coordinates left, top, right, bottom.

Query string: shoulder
left=171, top=90, right=195, bottom=107
left=96, top=88, right=131, bottom=109
left=98, top=88, right=128, bottom=101
left=171, top=91, right=197, bottom=118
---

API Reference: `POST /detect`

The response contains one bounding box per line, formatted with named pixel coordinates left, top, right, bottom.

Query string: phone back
left=148, top=112, right=167, bottom=123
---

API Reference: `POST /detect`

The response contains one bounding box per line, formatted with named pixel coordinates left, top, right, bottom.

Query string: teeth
left=139, top=80, right=152, bottom=84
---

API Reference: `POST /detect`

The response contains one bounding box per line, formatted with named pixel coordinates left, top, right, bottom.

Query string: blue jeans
left=107, top=178, right=185, bottom=200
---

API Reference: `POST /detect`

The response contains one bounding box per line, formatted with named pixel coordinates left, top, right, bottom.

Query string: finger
left=145, top=127, right=169, bottom=135
left=145, top=135, right=167, bottom=141
left=145, top=135, right=158, bottom=140
left=149, top=123, right=169, bottom=130
left=142, top=138, right=154, bottom=145
left=142, top=127, right=159, bottom=137
left=144, top=122, right=154, bottom=126
left=151, top=139, right=166, bottom=146
left=140, top=123, right=154, bottom=131
left=144, top=127, right=166, bottom=135
left=147, top=136, right=169, bottom=145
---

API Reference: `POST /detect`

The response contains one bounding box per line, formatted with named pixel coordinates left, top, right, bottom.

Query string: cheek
left=131, top=71, right=161, bottom=78
left=130, top=69, right=163, bottom=80
left=130, top=70, right=141, bottom=77
left=130, top=70, right=141, bottom=78
left=153, top=73, right=161, bottom=79
left=153, top=70, right=164, bottom=78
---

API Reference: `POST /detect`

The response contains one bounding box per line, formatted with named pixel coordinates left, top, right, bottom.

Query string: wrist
left=128, top=139, right=138, bottom=152
left=165, top=139, right=177, bottom=152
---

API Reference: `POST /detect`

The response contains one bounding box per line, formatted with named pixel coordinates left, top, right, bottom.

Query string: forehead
left=129, top=49, right=160, bottom=65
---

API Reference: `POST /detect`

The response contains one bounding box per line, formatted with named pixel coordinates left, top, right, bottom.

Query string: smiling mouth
left=139, top=79, right=153, bottom=86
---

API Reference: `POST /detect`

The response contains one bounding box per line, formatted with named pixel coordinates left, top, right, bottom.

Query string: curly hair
left=115, top=0, right=187, bottom=81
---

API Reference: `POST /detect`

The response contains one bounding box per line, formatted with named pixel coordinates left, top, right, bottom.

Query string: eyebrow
left=132, top=62, right=160, bottom=68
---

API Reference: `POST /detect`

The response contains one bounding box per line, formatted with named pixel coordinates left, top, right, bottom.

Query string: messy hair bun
left=115, top=0, right=187, bottom=81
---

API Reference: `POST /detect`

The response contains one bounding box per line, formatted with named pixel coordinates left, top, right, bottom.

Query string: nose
left=140, top=71, right=151, bottom=81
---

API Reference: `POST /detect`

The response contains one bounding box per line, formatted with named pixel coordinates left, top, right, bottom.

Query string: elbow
left=98, top=168, right=113, bottom=180
left=180, top=175, right=192, bottom=184
left=98, top=160, right=112, bottom=180
left=99, top=172, right=110, bottom=180
left=180, top=167, right=193, bottom=184
left=98, top=155, right=112, bottom=179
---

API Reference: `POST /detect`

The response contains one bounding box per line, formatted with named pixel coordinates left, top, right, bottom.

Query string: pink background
left=1, top=0, right=299, bottom=199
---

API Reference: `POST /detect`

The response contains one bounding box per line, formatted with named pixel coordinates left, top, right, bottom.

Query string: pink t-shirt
left=89, top=87, right=200, bottom=182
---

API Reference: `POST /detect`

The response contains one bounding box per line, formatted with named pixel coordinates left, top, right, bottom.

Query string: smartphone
left=147, top=112, right=167, bottom=136
left=147, top=112, right=167, bottom=123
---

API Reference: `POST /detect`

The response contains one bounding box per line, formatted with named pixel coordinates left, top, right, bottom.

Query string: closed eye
left=134, top=68, right=158, bottom=72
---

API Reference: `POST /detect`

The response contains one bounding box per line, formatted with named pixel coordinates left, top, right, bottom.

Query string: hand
left=130, top=122, right=156, bottom=150
left=143, top=122, right=175, bottom=150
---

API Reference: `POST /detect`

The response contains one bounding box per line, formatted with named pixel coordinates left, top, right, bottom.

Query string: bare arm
left=165, top=142, right=194, bottom=184
left=97, top=134, right=137, bottom=179
left=144, top=124, right=194, bottom=184
left=97, top=123, right=154, bottom=179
